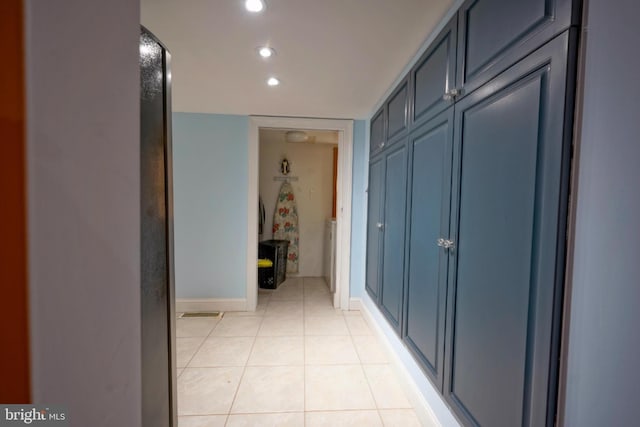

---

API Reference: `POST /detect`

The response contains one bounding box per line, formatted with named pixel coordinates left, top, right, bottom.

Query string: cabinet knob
left=437, top=238, right=446, bottom=247
left=380, top=141, right=385, bottom=149
left=377, top=222, right=384, bottom=230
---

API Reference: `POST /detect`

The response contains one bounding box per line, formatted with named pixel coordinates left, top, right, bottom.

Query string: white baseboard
left=359, top=300, right=448, bottom=427
left=176, top=298, right=247, bottom=313
left=349, top=297, right=362, bottom=311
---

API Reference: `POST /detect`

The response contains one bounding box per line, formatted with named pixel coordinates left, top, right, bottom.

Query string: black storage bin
left=258, top=239, right=289, bottom=289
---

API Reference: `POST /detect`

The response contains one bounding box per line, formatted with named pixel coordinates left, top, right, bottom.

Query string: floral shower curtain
left=273, top=181, right=299, bottom=273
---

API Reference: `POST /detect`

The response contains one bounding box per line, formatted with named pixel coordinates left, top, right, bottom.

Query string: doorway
left=247, top=117, right=354, bottom=311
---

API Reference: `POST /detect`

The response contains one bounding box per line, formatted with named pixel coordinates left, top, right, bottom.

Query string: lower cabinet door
left=403, top=108, right=454, bottom=390
left=380, top=141, right=409, bottom=331
left=365, top=156, right=385, bottom=300
left=444, top=32, right=573, bottom=427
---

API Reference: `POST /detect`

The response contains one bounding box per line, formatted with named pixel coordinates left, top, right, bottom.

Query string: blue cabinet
left=366, top=2, right=579, bottom=425
left=365, top=156, right=385, bottom=300
left=411, top=16, right=457, bottom=128
left=386, top=79, right=409, bottom=144
left=456, top=0, right=578, bottom=97
left=380, top=141, right=409, bottom=331
left=444, top=32, right=574, bottom=427
left=370, top=108, right=385, bottom=154
left=403, top=109, right=454, bottom=390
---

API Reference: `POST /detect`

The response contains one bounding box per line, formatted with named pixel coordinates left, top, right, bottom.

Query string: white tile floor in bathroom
left=175, top=277, right=424, bottom=427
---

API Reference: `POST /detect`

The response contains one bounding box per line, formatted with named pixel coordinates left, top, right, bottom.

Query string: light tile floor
left=176, top=277, right=423, bottom=427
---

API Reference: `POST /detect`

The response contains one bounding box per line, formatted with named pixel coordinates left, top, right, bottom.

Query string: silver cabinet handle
left=437, top=238, right=455, bottom=250
left=377, top=222, right=384, bottom=230
left=443, top=88, right=460, bottom=102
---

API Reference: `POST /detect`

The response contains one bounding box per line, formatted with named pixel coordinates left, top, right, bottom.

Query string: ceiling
left=141, top=0, right=452, bottom=119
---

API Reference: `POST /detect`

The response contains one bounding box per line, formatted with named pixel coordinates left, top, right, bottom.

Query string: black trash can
left=258, top=239, right=289, bottom=289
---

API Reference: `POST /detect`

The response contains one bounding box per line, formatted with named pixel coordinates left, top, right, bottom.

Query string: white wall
left=26, top=0, right=142, bottom=425
left=259, top=133, right=335, bottom=277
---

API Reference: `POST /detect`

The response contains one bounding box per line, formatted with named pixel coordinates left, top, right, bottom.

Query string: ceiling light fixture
left=258, top=46, right=275, bottom=58
left=267, top=77, right=280, bottom=86
left=245, top=0, right=265, bottom=13
left=285, top=131, right=309, bottom=143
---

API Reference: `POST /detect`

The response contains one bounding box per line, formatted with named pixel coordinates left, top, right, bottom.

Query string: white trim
left=349, top=297, right=363, bottom=311
left=248, top=116, right=354, bottom=310
left=246, top=119, right=259, bottom=311
left=176, top=298, right=247, bottom=313
left=359, top=298, right=449, bottom=427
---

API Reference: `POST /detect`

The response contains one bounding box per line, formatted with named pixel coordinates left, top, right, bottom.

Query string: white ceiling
left=141, top=0, right=452, bottom=119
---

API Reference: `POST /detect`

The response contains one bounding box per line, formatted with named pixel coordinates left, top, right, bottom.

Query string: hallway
left=175, top=277, right=423, bottom=426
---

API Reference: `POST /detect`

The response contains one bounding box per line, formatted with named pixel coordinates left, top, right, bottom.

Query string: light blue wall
left=173, top=113, right=249, bottom=299
left=350, top=120, right=368, bottom=297
left=562, top=0, right=640, bottom=425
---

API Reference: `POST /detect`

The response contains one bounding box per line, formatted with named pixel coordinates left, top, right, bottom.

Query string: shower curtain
left=273, top=181, right=299, bottom=273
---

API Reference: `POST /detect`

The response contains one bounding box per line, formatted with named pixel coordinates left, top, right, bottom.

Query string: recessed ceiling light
left=267, top=77, right=280, bottom=86
left=245, top=0, right=265, bottom=13
left=258, top=46, right=275, bottom=58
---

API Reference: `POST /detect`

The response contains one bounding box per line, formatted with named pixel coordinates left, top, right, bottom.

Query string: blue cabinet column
left=444, top=32, right=575, bottom=427
left=365, top=156, right=385, bottom=300
left=380, top=141, right=409, bottom=331
left=403, top=108, right=454, bottom=391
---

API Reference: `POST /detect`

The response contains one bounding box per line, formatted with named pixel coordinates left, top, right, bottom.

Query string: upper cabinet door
left=370, top=108, right=386, bottom=155
left=411, top=17, right=457, bottom=128
left=457, top=0, right=576, bottom=97
left=444, top=32, right=574, bottom=427
left=403, top=108, right=454, bottom=391
left=365, top=156, right=385, bottom=301
left=380, top=140, right=409, bottom=332
left=386, top=78, right=409, bottom=144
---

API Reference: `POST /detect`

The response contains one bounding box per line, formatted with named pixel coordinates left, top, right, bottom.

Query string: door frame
left=247, top=116, right=353, bottom=310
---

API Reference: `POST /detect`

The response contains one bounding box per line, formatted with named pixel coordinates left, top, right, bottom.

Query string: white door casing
left=247, top=116, right=353, bottom=310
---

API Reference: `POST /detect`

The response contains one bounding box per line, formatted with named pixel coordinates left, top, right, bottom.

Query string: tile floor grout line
left=223, top=294, right=270, bottom=423
left=179, top=317, right=221, bottom=369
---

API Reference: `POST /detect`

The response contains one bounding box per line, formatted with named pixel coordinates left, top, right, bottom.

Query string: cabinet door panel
left=370, top=108, right=385, bottom=154
left=445, top=33, right=572, bottom=427
left=380, top=142, right=408, bottom=330
left=387, top=79, right=409, bottom=143
left=457, top=0, right=574, bottom=97
left=412, top=17, right=457, bottom=127
left=365, top=157, right=385, bottom=300
left=404, top=109, right=453, bottom=390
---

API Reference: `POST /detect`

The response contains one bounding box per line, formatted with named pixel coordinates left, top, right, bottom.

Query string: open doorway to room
left=246, top=117, right=354, bottom=312
left=258, top=128, right=338, bottom=289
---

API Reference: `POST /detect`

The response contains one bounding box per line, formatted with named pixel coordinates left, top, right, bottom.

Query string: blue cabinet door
left=403, top=108, right=454, bottom=390
left=444, top=32, right=574, bottom=427
left=386, top=78, right=409, bottom=144
left=456, top=0, right=577, bottom=98
left=411, top=16, right=457, bottom=128
left=370, top=108, right=385, bottom=155
left=365, top=156, right=385, bottom=300
left=380, top=141, right=409, bottom=331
